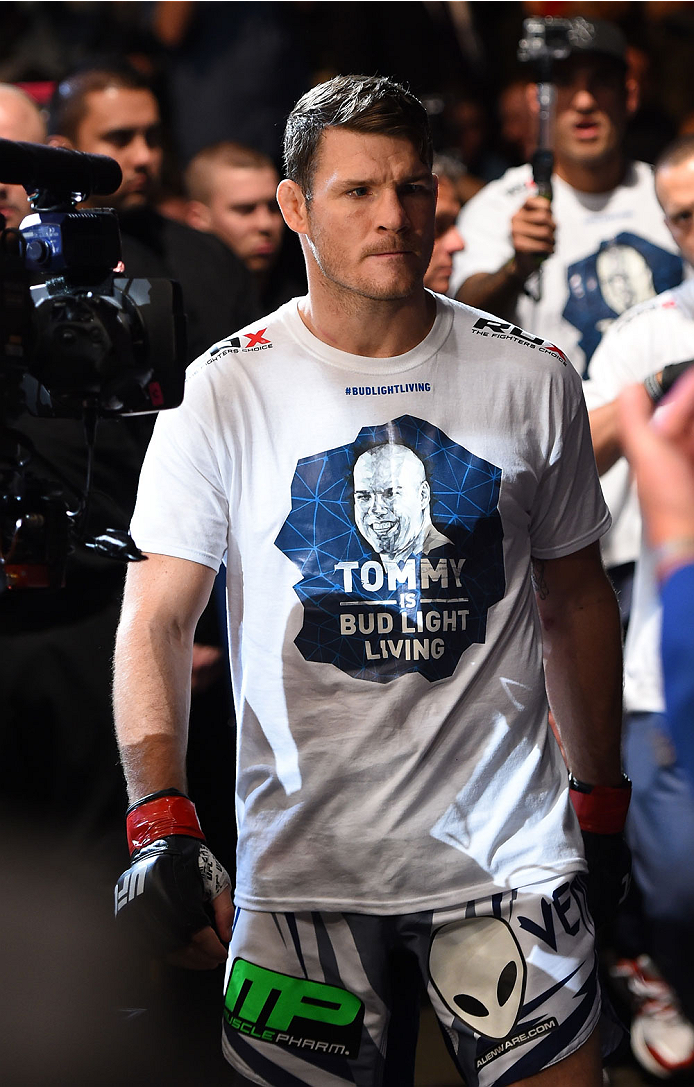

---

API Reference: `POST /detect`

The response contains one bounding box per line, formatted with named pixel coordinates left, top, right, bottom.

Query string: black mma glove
left=569, top=773, right=632, bottom=930
left=644, top=359, right=694, bottom=404
left=114, top=788, right=230, bottom=954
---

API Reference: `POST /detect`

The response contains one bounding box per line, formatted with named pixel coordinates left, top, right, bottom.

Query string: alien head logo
left=429, top=917, right=526, bottom=1039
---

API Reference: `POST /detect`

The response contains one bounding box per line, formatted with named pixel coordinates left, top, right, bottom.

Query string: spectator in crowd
left=451, top=16, right=685, bottom=631
left=618, top=369, right=694, bottom=793
left=423, top=154, right=465, bottom=294
left=451, top=17, right=682, bottom=381
left=49, top=64, right=257, bottom=359
left=185, top=141, right=304, bottom=310
left=585, top=134, right=694, bottom=1079
left=0, top=82, right=46, bottom=228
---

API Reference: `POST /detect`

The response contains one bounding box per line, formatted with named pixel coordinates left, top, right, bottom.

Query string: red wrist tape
left=569, top=781, right=631, bottom=835
left=126, top=793, right=205, bottom=855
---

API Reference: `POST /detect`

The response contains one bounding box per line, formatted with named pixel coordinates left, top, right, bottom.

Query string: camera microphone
left=0, top=139, right=122, bottom=197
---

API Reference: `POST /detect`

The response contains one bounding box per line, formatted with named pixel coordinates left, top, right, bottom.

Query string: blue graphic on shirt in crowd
left=274, top=416, right=505, bottom=683
left=562, top=232, right=682, bottom=373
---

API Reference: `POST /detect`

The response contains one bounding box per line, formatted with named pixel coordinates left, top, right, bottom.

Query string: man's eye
left=106, top=131, right=135, bottom=149
left=674, top=212, right=693, bottom=226
left=347, top=187, right=369, bottom=197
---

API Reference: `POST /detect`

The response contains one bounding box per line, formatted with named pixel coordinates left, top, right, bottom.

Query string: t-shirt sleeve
left=449, top=180, right=518, bottom=296
left=583, top=308, right=660, bottom=409
left=529, top=365, right=611, bottom=558
left=130, top=372, right=229, bottom=571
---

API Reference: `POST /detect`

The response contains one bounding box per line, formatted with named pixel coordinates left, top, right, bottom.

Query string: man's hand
left=618, top=371, right=694, bottom=577
left=191, top=643, right=224, bottom=695
left=115, top=790, right=232, bottom=969
left=510, top=195, right=556, bottom=280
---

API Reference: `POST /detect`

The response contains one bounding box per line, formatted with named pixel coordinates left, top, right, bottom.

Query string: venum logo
left=471, top=318, right=568, bottom=364
left=274, top=415, right=506, bottom=683
left=223, top=959, right=364, bottom=1057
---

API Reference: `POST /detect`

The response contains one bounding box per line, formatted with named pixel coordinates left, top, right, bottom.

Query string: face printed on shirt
left=353, top=444, right=431, bottom=561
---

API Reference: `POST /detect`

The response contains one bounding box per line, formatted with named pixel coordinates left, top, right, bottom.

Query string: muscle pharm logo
left=275, top=415, right=505, bottom=683
left=224, top=959, right=364, bottom=1057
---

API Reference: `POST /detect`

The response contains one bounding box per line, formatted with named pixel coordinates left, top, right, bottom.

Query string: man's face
left=424, top=176, right=464, bottom=294
left=71, top=87, right=163, bottom=210
left=353, top=445, right=429, bottom=559
left=199, top=164, right=283, bottom=273
left=656, top=156, right=694, bottom=267
left=0, top=94, right=45, bottom=228
left=551, top=55, right=630, bottom=171
left=294, top=128, right=436, bottom=303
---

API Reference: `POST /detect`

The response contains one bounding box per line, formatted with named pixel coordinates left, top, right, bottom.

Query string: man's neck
left=298, top=273, right=436, bottom=359
left=554, top=153, right=628, bottom=195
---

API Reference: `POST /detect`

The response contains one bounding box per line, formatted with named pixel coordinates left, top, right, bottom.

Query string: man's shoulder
left=447, top=296, right=576, bottom=372
left=461, top=164, right=533, bottom=213
left=187, top=301, right=296, bottom=380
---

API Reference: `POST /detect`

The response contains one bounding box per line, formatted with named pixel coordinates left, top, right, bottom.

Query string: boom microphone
left=0, top=139, right=122, bottom=197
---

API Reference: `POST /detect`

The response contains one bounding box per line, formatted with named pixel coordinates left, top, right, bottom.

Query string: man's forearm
left=588, top=401, right=623, bottom=475
left=113, top=555, right=215, bottom=803
left=534, top=548, right=624, bottom=785
left=455, top=261, right=525, bottom=315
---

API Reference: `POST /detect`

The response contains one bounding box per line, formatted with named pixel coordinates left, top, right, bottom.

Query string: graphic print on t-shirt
left=562, top=231, right=682, bottom=373
left=275, top=415, right=505, bottom=683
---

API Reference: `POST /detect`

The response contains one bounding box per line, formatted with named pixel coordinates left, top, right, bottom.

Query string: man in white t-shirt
left=451, top=18, right=683, bottom=381
left=585, top=135, right=694, bottom=1078
left=113, top=75, right=628, bottom=1087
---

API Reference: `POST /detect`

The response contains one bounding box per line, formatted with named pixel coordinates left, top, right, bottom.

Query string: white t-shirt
left=132, top=294, right=610, bottom=914
left=582, top=279, right=694, bottom=714
left=450, top=162, right=683, bottom=378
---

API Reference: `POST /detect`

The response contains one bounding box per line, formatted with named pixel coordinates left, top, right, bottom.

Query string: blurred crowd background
left=5, top=0, right=694, bottom=206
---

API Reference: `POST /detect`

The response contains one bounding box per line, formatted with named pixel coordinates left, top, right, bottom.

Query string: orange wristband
left=569, top=776, right=631, bottom=835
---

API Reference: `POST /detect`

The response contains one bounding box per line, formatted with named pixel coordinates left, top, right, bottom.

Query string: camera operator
left=0, top=69, right=256, bottom=864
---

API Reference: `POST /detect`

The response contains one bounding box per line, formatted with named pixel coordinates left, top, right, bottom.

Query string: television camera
left=0, top=138, right=186, bottom=592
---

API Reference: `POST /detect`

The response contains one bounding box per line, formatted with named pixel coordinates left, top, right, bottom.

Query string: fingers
left=654, top=366, right=694, bottom=448
left=166, top=924, right=229, bottom=971
left=212, top=885, right=234, bottom=944
left=511, top=197, right=555, bottom=255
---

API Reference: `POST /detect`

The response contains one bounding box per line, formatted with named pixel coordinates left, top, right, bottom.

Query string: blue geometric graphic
left=562, top=231, right=682, bottom=374
left=275, top=415, right=505, bottom=683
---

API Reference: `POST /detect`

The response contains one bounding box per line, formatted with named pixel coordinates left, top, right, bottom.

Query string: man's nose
left=131, top=133, right=157, bottom=168
left=376, top=190, right=409, bottom=232
left=444, top=225, right=465, bottom=256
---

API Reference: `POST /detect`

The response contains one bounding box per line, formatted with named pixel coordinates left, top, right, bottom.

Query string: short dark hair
left=655, top=134, right=694, bottom=176
left=185, top=141, right=277, bottom=204
left=49, top=64, right=155, bottom=141
left=283, top=74, right=433, bottom=199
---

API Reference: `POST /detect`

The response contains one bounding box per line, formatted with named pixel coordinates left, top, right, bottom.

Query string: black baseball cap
left=568, top=17, right=627, bottom=64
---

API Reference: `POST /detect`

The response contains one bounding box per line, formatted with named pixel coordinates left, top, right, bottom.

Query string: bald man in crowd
left=0, top=83, right=46, bottom=229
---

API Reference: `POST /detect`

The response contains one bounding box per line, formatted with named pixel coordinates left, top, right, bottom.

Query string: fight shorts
left=222, top=872, right=603, bottom=1087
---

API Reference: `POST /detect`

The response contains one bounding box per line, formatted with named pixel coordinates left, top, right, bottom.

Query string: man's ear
left=525, top=81, right=539, bottom=118
left=625, top=77, right=640, bottom=119
left=277, top=178, right=309, bottom=235
left=47, top=134, right=74, bottom=150
left=186, top=200, right=213, bottom=233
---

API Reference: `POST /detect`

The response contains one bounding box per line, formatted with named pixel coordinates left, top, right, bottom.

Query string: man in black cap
left=451, top=18, right=683, bottom=382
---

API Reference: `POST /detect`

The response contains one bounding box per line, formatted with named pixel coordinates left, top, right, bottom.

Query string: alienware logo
left=429, top=917, right=526, bottom=1039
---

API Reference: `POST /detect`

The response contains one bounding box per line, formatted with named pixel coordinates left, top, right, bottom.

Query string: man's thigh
left=221, top=908, right=411, bottom=1087
left=418, top=873, right=604, bottom=1087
